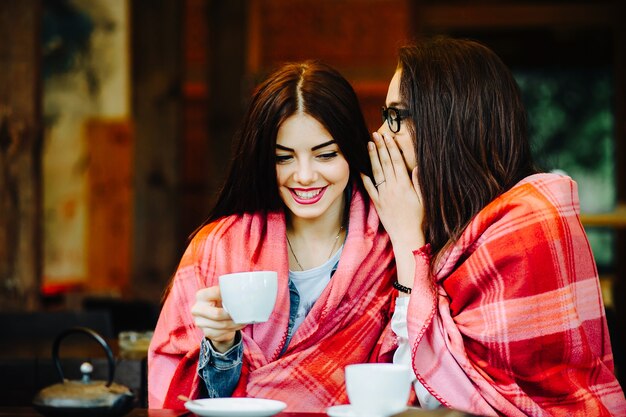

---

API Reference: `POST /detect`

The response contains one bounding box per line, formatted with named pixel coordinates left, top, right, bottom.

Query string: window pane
left=514, top=68, right=615, bottom=272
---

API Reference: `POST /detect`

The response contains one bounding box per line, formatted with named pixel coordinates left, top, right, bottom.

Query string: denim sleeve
left=197, top=332, right=243, bottom=398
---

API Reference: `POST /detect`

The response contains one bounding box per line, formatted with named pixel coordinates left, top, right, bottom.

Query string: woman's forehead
left=386, top=70, right=402, bottom=104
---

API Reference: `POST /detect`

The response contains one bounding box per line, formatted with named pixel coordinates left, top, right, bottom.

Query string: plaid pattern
left=148, top=189, right=397, bottom=411
left=406, top=173, right=626, bottom=416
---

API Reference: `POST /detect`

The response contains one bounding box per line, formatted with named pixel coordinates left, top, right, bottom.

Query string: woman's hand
left=191, top=285, right=246, bottom=353
left=362, top=132, right=426, bottom=291
left=362, top=131, right=425, bottom=250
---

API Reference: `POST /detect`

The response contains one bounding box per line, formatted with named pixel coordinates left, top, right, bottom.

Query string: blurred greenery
left=514, top=68, right=615, bottom=272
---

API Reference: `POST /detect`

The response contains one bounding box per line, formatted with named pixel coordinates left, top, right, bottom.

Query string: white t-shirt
left=392, top=296, right=442, bottom=409
left=288, top=246, right=343, bottom=332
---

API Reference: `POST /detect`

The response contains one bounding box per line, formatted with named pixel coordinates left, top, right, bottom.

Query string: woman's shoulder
left=495, top=172, right=579, bottom=217
left=514, top=172, right=577, bottom=198
left=469, top=173, right=580, bottom=240
left=189, top=211, right=284, bottom=249
left=192, top=214, right=240, bottom=242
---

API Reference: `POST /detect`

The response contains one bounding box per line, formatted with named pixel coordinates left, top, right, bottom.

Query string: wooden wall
left=0, top=1, right=42, bottom=310
left=1, top=1, right=624, bottom=331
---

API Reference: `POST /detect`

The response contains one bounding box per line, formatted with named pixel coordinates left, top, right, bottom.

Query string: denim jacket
left=197, top=280, right=301, bottom=397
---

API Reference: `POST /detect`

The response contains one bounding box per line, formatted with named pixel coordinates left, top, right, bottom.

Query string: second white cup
left=345, top=363, right=413, bottom=417
left=218, top=271, right=278, bottom=324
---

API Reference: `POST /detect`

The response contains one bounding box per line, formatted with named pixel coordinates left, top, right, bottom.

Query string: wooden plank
left=0, top=0, right=42, bottom=310
left=247, top=0, right=262, bottom=74
left=205, top=0, right=249, bottom=209
left=181, top=87, right=211, bottom=238
left=131, top=0, right=183, bottom=301
left=86, top=119, right=133, bottom=293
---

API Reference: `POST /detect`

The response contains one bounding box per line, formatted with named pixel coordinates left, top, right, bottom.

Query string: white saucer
left=326, top=404, right=408, bottom=417
left=327, top=405, right=357, bottom=417
left=185, top=398, right=287, bottom=417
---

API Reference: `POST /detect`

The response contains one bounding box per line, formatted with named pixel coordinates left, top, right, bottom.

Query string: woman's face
left=275, top=113, right=350, bottom=222
left=378, top=69, right=417, bottom=171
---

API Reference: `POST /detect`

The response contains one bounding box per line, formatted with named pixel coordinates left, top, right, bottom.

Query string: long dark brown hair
left=195, top=60, right=372, bottom=235
left=398, top=37, right=538, bottom=262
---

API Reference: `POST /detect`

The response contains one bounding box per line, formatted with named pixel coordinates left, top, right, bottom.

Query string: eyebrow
left=276, top=140, right=336, bottom=152
left=386, top=101, right=405, bottom=108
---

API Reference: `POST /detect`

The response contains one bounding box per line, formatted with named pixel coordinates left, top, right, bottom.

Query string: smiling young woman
left=148, top=61, right=397, bottom=413
left=275, top=113, right=349, bottom=271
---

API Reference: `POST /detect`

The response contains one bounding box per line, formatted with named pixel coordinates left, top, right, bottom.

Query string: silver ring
left=375, top=179, right=386, bottom=188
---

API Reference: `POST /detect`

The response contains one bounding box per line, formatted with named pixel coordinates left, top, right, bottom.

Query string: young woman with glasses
left=365, top=36, right=626, bottom=416
left=148, top=61, right=397, bottom=412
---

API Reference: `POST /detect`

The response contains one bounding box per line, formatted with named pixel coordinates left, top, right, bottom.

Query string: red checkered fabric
left=406, top=173, right=626, bottom=416
left=148, top=189, right=397, bottom=412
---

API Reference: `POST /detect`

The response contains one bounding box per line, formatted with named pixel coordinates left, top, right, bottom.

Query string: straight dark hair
left=193, top=61, right=372, bottom=236
left=398, top=37, right=538, bottom=262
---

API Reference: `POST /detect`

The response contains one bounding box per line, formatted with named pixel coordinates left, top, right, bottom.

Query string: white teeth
left=294, top=189, right=322, bottom=199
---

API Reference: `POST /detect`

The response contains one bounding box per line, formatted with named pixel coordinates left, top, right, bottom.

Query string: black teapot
left=32, top=327, right=135, bottom=417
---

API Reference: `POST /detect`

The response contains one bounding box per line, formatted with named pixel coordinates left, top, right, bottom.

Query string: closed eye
left=275, top=154, right=293, bottom=164
left=317, top=151, right=338, bottom=161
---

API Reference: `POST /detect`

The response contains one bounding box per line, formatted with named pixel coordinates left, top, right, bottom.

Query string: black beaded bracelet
left=393, top=280, right=412, bottom=294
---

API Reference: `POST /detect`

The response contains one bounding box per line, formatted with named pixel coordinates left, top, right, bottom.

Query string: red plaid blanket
left=148, top=189, right=397, bottom=411
left=407, top=173, right=626, bottom=416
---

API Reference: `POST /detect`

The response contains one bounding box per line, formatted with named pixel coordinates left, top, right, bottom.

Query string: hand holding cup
left=191, top=285, right=246, bottom=353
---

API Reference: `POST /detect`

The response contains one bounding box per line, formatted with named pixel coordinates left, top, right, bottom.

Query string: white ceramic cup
left=345, top=363, right=413, bottom=417
left=218, top=271, right=278, bottom=324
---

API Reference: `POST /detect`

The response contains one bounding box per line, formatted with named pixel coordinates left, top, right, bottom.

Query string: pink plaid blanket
left=148, top=189, right=397, bottom=411
left=407, top=173, right=626, bottom=416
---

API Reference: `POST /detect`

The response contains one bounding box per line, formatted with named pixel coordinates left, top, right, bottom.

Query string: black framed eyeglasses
left=381, top=106, right=411, bottom=133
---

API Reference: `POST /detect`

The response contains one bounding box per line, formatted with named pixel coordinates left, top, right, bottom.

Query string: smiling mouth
left=293, top=189, right=322, bottom=199
left=290, top=187, right=326, bottom=205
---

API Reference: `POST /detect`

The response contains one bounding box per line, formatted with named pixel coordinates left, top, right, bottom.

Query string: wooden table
left=0, top=407, right=476, bottom=416
left=0, top=405, right=475, bottom=416
left=0, top=408, right=190, bottom=416
left=0, top=408, right=327, bottom=417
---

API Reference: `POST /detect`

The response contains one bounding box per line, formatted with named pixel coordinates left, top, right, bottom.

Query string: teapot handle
left=52, top=326, right=115, bottom=387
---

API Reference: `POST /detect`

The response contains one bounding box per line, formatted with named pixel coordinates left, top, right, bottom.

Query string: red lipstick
left=290, top=187, right=326, bottom=205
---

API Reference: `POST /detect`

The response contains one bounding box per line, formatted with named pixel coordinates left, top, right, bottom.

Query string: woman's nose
left=293, top=160, right=317, bottom=184
left=377, top=120, right=392, bottom=136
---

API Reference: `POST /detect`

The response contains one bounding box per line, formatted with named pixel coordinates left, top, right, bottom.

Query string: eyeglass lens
left=381, top=107, right=401, bottom=133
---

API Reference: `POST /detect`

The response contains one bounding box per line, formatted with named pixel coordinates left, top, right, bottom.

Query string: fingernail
left=368, top=142, right=375, bottom=151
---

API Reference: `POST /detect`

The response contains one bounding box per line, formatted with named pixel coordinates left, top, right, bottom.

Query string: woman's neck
left=287, top=198, right=346, bottom=240
left=285, top=197, right=347, bottom=271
